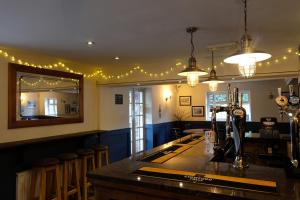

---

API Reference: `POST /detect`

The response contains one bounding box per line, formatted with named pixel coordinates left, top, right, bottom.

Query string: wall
left=98, top=84, right=177, bottom=130
left=0, top=59, right=99, bottom=144
left=176, top=79, right=289, bottom=122
left=98, top=86, right=130, bottom=130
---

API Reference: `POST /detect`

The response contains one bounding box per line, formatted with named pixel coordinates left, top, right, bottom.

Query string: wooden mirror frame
left=8, top=63, right=84, bottom=129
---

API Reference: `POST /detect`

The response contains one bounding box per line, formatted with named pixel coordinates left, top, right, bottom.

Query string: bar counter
left=88, top=134, right=300, bottom=200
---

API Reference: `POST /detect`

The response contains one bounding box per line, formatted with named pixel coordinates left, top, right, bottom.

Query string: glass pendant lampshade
left=178, top=27, right=207, bottom=87
left=223, top=0, right=271, bottom=78
left=202, top=51, right=224, bottom=92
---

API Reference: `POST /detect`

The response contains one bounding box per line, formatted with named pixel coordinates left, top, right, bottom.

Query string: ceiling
left=0, top=0, right=299, bottom=74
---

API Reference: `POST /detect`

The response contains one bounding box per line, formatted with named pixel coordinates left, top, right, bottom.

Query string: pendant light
left=178, top=27, right=207, bottom=87
left=224, top=0, right=271, bottom=78
left=203, top=51, right=224, bottom=92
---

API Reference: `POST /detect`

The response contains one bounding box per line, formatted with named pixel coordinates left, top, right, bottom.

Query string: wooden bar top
left=88, top=135, right=300, bottom=200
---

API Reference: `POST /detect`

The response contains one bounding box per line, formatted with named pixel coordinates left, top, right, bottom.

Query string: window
left=45, top=98, right=57, bottom=116
left=206, top=91, right=251, bottom=121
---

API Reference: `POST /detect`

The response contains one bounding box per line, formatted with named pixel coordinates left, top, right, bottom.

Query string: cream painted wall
left=98, top=86, right=130, bottom=130
left=176, top=79, right=290, bottom=122
left=97, top=84, right=177, bottom=130
left=150, top=85, right=177, bottom=124
left=0, top=59, right=98, bottom=144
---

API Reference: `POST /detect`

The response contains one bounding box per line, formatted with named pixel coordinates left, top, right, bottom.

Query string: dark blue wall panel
left=153, top=122, right=175, bottom=147
left=99, top=128, right=130, bottom=162
left=145, top=124, right=154, bottom=150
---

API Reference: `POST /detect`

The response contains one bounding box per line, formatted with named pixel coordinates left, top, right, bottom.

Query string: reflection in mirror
left=17, top=72, right=80, bottom=121
left=8, top=63, right=83, bottom=129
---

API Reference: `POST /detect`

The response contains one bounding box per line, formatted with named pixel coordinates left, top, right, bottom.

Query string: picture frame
left=179, top=96, right=191, bottom=106
left=115, top=94, right=123, bottom=105
left=192, top=106, right=205, bottom=117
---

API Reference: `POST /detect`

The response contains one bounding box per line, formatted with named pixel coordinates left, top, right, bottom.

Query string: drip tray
left=178, top=136, right=203, bottom=144
left=140, top=145, right=191, bottom=163
left=133, top=167, right=278, bottom=194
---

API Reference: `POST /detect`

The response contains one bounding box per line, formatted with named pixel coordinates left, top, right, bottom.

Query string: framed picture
left=192, top=106, right=205, bottom=117
left=179, top=96, right=191, bottom=106
left=115, top=94, right=123, bottom=105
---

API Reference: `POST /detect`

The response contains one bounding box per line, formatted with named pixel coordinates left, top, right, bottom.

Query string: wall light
left=163, top=90, right=172, bottom=102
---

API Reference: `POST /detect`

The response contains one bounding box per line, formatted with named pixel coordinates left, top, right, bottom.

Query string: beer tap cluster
left=275, top=85, right=300, bottom=168
left=210, top=84, right=248, bottom=169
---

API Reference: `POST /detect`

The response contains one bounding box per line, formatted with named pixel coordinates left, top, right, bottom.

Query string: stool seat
left=35, top=157, right=59, bottom=167
left=92, top=144, right=108, bottom=151
left=77, top=149, right=94, bottom=156
left=58, top=153, right=78, bottom=161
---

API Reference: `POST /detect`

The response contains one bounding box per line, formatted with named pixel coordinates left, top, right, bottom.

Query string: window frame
left=206, top=90, right=252, bottom=121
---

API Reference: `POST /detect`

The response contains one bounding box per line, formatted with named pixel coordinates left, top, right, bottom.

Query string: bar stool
left=58, top=153, right=81, bottom=200
left=30, top=158, right=61, bottom=200
left=92, top=145, right=109, bottom=168
left=77, top=149, right=95, bottom=200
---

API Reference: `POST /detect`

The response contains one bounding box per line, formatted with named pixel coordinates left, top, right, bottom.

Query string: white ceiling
left=0, top=0, right=299, bottom=73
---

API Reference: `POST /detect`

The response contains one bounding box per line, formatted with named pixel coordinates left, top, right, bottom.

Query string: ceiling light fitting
left=178, top=27, right=207, bottom=87
left=224, top=0, right=271, bottom=78
left=202, top=51, right=224, bottom=92
left=87, top=41, right=94, bottom=46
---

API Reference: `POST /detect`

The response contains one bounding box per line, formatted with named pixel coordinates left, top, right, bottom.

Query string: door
left=129, top=89, right=145, bottom=154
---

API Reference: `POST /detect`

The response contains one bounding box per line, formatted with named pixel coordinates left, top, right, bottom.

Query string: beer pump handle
left=289, top=85, right=294, bottom=96
left=278, top=88, right=282, bottom=97
left=227, top=84, right=232, bottom=105
left=240, top=93, right=243, bottom=107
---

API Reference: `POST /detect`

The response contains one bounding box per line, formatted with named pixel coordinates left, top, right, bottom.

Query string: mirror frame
left=8, top=63, right=84, bottom=129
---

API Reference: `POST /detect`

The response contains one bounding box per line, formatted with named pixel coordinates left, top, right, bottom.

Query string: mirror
left=8, top=63, right=84, bottom=128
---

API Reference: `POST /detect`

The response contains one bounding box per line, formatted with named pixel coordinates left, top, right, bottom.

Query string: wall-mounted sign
left=115, top=94, right=123, bottom=105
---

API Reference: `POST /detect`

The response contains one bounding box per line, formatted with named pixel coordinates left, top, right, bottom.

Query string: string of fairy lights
left=19, top=77, right=79, bottom=87
left=0, top=48, right=299, bottom=81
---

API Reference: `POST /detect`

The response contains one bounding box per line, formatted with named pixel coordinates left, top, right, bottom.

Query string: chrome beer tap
left=211, top=84, right=235, bottom=155
left=224, top=84, right=235, bottom=156
left=275, top=85, right=300, bottom=168
left=211, top=106, right=226, bottom=149
left=232, top=87, right=248, bottom=169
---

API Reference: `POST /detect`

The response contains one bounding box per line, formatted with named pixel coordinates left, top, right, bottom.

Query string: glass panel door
left=129, top=89, right=145, bottom=154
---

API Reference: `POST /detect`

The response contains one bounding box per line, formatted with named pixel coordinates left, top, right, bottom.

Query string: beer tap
left=211, top=106, right=226, bottom=152
left=275, top=85, right=300, bottom=168
left=232, top=87, right=248, bottom=169
left=211, top=84, right=235, bottom=156
left=224, top=84, right=235, bottom=157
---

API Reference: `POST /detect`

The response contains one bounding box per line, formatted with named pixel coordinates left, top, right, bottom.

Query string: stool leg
left=55, top=165, right=62, bottom=200
left=105, top=150, right=109, bottom=166
left=74, top=159, right=81, bottom=200
left=92, top=156, right=96, bottom=170
left=82, top=157, right=88, bottom=200
left=94, top=151, right=98, bottom=169
left=30, top=169, right=37, bottom=200
left=99, top=152, right=102, bottom=168
left=39, top=168, right=46, bottom=200
left=62, top=161, right=68, bottom=200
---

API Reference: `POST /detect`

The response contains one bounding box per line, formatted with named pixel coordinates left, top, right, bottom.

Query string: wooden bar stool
left=92, top=145, right=109, bottom=169
left=30, top=158, right=61, bottom=200
left=77, top=149, right=95, bottom=200
left=58, top=153, right=81, bottom=200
